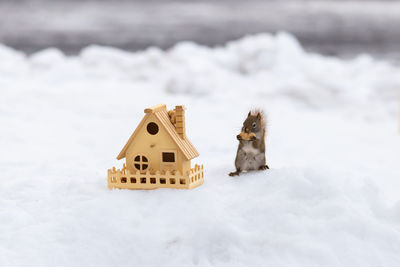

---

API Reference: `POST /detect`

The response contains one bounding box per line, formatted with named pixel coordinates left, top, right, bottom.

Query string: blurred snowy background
left=1, top=0, right=400, bottom=62
left=1, top=1, right=400, bottom=267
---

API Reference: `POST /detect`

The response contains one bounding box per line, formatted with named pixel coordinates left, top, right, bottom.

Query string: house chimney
left=175, top=105, right=186, bottom=139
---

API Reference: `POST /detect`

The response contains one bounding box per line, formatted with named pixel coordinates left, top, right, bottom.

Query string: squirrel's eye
left=252, top=122, right=256, bottom=128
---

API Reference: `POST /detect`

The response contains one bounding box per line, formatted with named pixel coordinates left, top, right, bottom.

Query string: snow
left=1, top=32, right=400, bottom=267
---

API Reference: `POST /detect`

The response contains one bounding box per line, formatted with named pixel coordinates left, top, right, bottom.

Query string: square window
left=130, top=177, right=136, bottom=183
left=140, top=177, right=146, bottom=184
left=160, top=178, right=166, bottom=184
left=170, top=178, right=176, bottom=184
left=150, top=178, right=156, bottom=184
left=121, top=177, right=127, bottom=183
left=162, top=152, right=175, bottom=162
left=180, top=179, right=186, bottom=185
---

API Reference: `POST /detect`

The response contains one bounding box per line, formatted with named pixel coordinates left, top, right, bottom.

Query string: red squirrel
left=229, top=110, right=269, bottom=176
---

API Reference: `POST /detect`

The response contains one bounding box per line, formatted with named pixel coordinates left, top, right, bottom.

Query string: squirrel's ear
left=248, top=111, right=251, bottom=117
left=256, top=112, right=262, bottom=119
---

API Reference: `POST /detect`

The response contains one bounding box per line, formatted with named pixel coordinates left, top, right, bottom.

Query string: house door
left=160, top=151, right=176, bottom=172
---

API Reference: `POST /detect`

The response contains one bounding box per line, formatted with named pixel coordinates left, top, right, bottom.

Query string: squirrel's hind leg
left=229, top=168, right=241, bottom=176
left=259, top=164, right=269, bottom=170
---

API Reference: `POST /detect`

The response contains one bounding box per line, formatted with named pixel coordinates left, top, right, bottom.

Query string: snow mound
left=80, top=32, right=399, bottom=114
left=1, top=32, right=400, bottom=267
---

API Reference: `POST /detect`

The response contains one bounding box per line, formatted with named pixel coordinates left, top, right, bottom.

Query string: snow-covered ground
left=1, top=32, right=400, bottom=266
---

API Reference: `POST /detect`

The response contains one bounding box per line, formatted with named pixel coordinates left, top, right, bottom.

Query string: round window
left=147, top=122, right=159, bottom=135
left=133, top=155, right=148, bottom=172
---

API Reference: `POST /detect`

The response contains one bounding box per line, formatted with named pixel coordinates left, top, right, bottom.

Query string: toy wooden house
left=107, top=104, right=204, bottom=189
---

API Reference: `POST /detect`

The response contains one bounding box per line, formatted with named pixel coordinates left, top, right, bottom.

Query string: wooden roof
left=117, top=104, right=200, bottom=161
